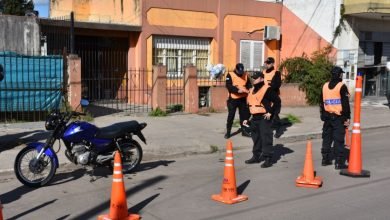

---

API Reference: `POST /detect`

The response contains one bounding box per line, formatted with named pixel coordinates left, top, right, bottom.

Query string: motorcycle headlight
left=45, top=111, right=60, bottom=130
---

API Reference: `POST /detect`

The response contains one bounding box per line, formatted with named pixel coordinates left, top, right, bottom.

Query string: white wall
left=283, top=0, right=341, bottom=46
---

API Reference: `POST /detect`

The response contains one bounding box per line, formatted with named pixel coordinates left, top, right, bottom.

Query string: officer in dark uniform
left=320, top=66, right=351, bottom=170
left=262, top=57, right=282, bottom=138
left=224, top=63, right=251, bottom=139
left=244, top=71, right=281, bottom=168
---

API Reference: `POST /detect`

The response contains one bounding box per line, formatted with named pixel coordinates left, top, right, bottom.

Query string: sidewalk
left=1, top=100, right=389, bottom=172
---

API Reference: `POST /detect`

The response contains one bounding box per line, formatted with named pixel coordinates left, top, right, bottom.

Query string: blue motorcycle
left=14, top=99, right=147, bottom=187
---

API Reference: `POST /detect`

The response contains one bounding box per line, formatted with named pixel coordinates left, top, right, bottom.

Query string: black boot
left=321, top=154, right=332, bottom=166
left=224, top=126, right=231, bottom=139
left=335, top=157, right=347, bottom=170
left=261, top=157, right=273, bottom=168
left=245, top=156, right=261, bottom=164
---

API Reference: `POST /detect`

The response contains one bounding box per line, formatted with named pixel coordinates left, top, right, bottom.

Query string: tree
left=280, top=46, right=333, bottom=105
left=0, top=0, right=34, bottom=16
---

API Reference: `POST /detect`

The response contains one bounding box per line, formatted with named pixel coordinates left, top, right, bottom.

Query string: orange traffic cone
left=0, top=199, right=3, bottom=220
left=296, top=140, right=322, bottom=188
left=211, top=140, right=248, bottom=204
left=340, top=72, right=370, bottom=178
left=345, top=127, right=350, bottom=149
left=98, top=151, right=140, bottom=220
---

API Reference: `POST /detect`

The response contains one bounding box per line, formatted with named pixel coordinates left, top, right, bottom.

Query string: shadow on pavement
left=272, top=144, right=294, bottom=165
left=72, top=175, right=167, bottom=219
left=129, top=193, right=160, bottom=214
left=7, top=199, right=58, bottom=220
left=0, top=130, right=49, bottom=152
left=1, top=168, right=86, bottom=204
left=237, top=180, right=250, bottom=195
left=135, top=160, right=176, bottom=172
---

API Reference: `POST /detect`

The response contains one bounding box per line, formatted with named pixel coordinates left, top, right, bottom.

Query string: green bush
left=282, top=114, right=301, bottom=124
left=167, top=104, right=183, bottom=113
left=149, top=107, right=167, bottom=117
left=280, top=46, right=333, bottom=105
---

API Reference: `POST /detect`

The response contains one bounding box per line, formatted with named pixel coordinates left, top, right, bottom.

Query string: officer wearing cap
left=320, top=66, right=351, bottom=170
left=224, top=63, right=251, bottom=139
left=243, top=71, right=281, bottom=168
left=263, top=57, right=283, bottom=138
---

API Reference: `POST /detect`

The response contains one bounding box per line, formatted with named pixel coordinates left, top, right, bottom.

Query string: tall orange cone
left=211, top=140, right=248, bottom=204
left=296, top=140, right=322, bottom=188
left=340, top=72, right=370, bottom=177
left=345, top=127, right=350, bottom=149
left=98, top=151, right=140, bottom=220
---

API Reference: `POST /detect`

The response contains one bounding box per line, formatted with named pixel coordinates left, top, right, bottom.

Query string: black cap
left=265, top=57, right=275, bottom=64
left=235, top=63, right=245, bottom=75
left=331, top=66, right=345, bottom=76
left=252, top=71, right=264, bottom=80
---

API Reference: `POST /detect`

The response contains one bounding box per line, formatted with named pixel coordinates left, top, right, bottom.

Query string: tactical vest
left=263, top=69, right=276, bottom=86
left=247, top=85, right=270, bottom=114
left=229, top=73, right=248, bottom=99
left=323, top=82, right=343, bottom=115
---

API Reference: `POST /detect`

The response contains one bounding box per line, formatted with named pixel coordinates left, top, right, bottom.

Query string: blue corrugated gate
left=0, top=51, right=64, bottom=121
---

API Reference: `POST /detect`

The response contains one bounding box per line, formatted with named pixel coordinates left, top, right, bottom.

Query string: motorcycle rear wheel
left=110, top=139, right=143, bottom=173
left=14, top=147, right=57, bottom=187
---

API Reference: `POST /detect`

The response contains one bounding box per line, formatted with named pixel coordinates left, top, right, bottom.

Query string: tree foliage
left=280, top=46, right=333, bottom=105
left=0, top=0, right=34, bottom=16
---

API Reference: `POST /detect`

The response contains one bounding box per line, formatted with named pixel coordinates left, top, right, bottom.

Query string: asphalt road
left=1, top=128, right=390, bottom=220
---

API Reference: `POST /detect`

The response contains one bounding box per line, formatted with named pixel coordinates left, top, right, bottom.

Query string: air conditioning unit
left=264, top=26, right=280, bottom=41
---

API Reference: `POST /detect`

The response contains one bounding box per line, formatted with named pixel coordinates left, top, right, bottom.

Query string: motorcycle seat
left=95, top=121, right=142, bottom=139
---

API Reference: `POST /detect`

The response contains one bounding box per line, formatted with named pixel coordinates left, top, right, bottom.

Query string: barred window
left=153, top=37, right=210, bottom=77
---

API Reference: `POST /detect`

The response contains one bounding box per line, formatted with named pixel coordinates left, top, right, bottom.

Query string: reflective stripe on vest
left=230, top=72, right=248, bottom=99
left=323, top=82, right=343, bottom=115
left=263, top=69, right=276, bottom=86
left=247, top=85, right=270, bottom=114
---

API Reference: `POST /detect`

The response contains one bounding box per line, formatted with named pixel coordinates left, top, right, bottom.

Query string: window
left=240, top=40, right=264, bottom=71
left=153, top=37, right=210, bottom=77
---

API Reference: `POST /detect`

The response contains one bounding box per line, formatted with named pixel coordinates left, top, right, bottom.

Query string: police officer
left=225, top=63, right=251, bottom=139
left=263, top=57, right=282, bottom=138
left=320, top=66, right=351, bottom=170
left=244, top=71, right=281, bottom=168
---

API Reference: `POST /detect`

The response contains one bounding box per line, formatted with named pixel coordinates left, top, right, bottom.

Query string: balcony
left=344, top=0, right=390, bottom=19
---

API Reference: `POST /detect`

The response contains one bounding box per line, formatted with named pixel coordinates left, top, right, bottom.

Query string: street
left=1, top=128, right=390, bottom=220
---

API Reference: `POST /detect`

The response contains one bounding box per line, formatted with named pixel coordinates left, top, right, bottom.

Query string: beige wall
left=344, top=0, right=390, bottom=14
left=50, top=0, right=141, bottom=25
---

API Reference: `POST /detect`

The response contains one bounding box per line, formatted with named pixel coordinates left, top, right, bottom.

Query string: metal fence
left=82, top=69, right=152, bottom=117
left=0, top=51, right=65, bottom=122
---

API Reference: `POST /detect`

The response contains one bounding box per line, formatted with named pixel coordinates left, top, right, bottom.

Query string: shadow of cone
left=98, top=151, right=141, bottom=220
left=340, top=72, right=370, bottom=178
left=0, top=199, right=3, bottom=220
left=211, top=140, right=248, bottom=204
left=296, top=140, right=322, bottom=188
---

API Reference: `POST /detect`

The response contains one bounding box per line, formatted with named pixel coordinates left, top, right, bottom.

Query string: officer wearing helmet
left=243, top=71, right=281, bottom=168
left=263, top=57, right=282, bottom=138
left=320, top=66, right=351, bottom=170
left=224, top=63, right=251, bottom=139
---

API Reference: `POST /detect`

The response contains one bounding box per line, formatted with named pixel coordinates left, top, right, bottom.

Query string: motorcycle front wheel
left=111, top=139, right=143, bottom=173
left=14, top=147, right=57, bottom=187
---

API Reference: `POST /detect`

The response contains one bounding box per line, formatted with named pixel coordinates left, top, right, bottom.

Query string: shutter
left=383, top=43, right=390, bottom=62
left=240, top=41, right=251, bottom=70
left=253, top=42, right=263, bottom=70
